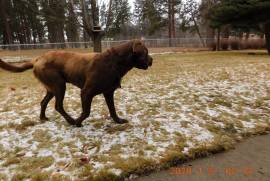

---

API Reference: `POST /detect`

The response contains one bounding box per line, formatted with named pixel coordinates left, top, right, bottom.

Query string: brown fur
left=0, top=40, right=153, bottom=127
left=0, top=59, right=34, bottom=72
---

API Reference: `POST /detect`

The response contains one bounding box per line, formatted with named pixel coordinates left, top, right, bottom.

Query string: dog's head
left=131, top=40, right=153, bottom=70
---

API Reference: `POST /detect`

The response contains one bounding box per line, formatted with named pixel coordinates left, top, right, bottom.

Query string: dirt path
left=135, top=134, right=270, bottom=181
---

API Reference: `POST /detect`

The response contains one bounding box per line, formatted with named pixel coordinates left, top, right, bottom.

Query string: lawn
left=0, top=51, right=270, bottom=181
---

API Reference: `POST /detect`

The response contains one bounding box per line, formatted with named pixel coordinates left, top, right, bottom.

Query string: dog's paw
left=76, top=123, right=83, bottom=127
left=115, top=118, right=128, bottom=124
left=40, top=116, right=49, bottom=122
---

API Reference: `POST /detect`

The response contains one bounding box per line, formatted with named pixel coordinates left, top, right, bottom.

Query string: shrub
left=238, top=39, right=265, bottom=50
left=230, top=39, right=240, bottom=50
left=220, top=39, right=229, bottom=50
left=240, top=40, right=248, bottom=49
left=209, top=42, right=216, bottom=51
left=246, top=39, right=265, bottom=49
left=257, top=39, right=266, bottom=49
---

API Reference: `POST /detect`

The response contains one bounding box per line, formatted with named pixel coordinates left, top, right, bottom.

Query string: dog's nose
left=148, top=57, right=153, bottom=66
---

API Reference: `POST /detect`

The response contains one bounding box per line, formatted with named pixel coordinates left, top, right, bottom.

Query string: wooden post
left=92, top=26, right=104, bottom=53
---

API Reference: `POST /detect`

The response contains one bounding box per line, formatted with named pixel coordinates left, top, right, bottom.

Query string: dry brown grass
left=0, top=50, right=270, bottom=180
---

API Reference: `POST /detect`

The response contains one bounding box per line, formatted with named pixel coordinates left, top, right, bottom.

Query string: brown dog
left=0, top=40, right=153, bottom=127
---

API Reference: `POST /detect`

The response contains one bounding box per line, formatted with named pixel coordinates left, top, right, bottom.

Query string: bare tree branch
left=105, top=0, right=113, bottom=33
left=80, top=0, right=93, bottom=37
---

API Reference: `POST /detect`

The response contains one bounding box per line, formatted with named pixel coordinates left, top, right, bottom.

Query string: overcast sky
left=126, top=0, right=201, bottom=11
left=101, top=0, right=201, bottom=12
left=128, top=0, right=135, bottom=10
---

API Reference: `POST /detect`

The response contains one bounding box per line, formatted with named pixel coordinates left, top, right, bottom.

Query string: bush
left=237, top=39, right=266, bottom=50
left=209, top=38, right=265, bottom=51
left=230, top=39, right=240, bottom=50
left=210, top=42, right=216, bottom=51
left=258, top=39, right=266, bottom=49
left=220, top=39, right=229, bottom=50
left=239, top=40, right=248, bottom=50
left=246, top=39, right=265, bottom=49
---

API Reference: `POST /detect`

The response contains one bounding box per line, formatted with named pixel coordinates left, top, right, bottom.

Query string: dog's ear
left=132, top=40, right=143, bottom=54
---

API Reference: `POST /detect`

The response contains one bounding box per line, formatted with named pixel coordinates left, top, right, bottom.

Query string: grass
left=0, top=50, right=270, bottom=180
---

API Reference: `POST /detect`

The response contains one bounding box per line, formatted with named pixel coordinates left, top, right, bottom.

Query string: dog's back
left=33, top=51, right=98, bottom=89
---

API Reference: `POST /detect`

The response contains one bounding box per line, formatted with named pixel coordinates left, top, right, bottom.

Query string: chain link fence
left=0, top=38, right=211, bottom=50
left=0, top=38, right=213, bottom=62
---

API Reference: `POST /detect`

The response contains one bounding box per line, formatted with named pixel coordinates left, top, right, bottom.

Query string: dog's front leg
left=76, top=90, right=93, bottom=127
left=104, top=91, right=128, bottom=124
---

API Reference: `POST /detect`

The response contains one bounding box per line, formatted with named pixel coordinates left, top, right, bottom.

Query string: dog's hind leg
left=34, top=68, right=76, bottom=125
left=40, top=91, right=54, bottom=121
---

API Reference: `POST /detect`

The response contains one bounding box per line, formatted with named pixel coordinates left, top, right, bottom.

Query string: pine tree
left=181, top=0, right=205, bottom=46
left=100, top=1, right=107, bottom=28
left=167, top=0, right=182, bottom=37
left=134, top=0, right=166, bottom=36
left=107, top=0, right=131, bottom=38
left=209, top=0, right=270, bottom=54
left=0, top=0, right=13, bottom=45
left=66, top=0, right=79, bottom=44
left=27, top=0, right=46, bottom=43
left=200, top=0, right=219, bottom=47
left=41, top=0, right=66, bottom=46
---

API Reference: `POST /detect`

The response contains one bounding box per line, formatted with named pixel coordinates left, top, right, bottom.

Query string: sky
left=102, top=0, right=201, bottom=12
left=128, top=0, right=135, bottom=10
left=126, top=0, right=201, bottom=11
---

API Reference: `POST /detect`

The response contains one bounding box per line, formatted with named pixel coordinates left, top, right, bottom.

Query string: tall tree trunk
left=245, top=31, right=250, bottom=40
left=80, top=0, right=103, bottom=52
left=80, top=0, right=93, bottom=37
left=0, top=0, right=13, bottom=45
left=168, top=0, right=176, bottom=46
left=222, top=25, right=230, bottom=39
left=264, top=23, right=270, bottom=55
left=66, top=0, right=79, bottom=47
left=192, top=16, right=205, bottom=47
left=105, top=0, right=113, bottom=33
left=206, top=27, right=215, bottom=48
left=168, top=0, right=172, bottom=47
left=217, top=28, right=221, bottom=51
left=91, top=0, right=99, bottom=26
left=171, top=0, right=176, bottom=38
left=24, top=14, right=32, bottom=44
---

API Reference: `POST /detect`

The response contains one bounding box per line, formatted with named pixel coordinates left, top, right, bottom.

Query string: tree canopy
left=209, top=0, right=270, bottom=54
left=210, top=0, right=270, bottom=27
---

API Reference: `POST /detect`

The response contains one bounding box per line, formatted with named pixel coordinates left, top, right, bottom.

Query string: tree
left=27, top=0, right=46, bottom=44
left=209, top=0, right=270, bottom=54
left=41, top=0, right=66, bottom=47
left=106, top=0, right=131, bottom=38
left=100, top=1, right=107, bottom=28
left=134, top=0, right=166, bottom=36
left=182, top=0, right=205, bottom=47
left=167, top=0, right=182, bottom=45
left=200, top=0, right=220, bottom=47
left=66, top=0, right=79, bottom=45
left=0, top=0, right=45, bottom=47
left=0, top=0, right=13, bottom=45
left=79, top=0, right=115, bottom=51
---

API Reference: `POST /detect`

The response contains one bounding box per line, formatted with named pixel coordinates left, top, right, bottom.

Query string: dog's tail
left=0, top=59, right=34, bottom=73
